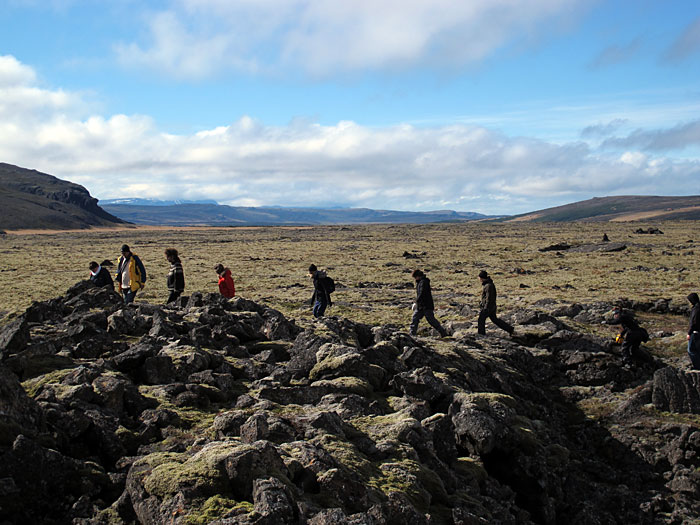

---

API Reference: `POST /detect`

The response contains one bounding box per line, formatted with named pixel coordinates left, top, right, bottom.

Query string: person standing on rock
left=115, top=244, right=146, bottom=305
left=308, top=264, right=333, bottom=318
left=409, top=269, right=448, bottom=337
left=215, top=264, right=236, bottom=298
left=88, top=261, right=114, bottom=289
left=478, top=270, right=514, bottom=336
left=611, top=306, right=649, bottom=364
left=687, top=293, right=700, bottom=369
left=165, top=248, right=185, bottom=304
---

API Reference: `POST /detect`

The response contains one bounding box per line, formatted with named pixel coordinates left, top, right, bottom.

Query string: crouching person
left=409, top=269, right=447, bottom=337
left=215, top=264, right=236, bottom=298
left=89, top=261, right=114, bottom=289
left=611, top=306, right=649, bottom=364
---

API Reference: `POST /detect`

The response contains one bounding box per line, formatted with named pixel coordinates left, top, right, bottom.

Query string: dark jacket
left=480, top=278, right=497, bottom=311
left=311, top=270, right=330, bottom=305
left=90, top=266, right=114, bottom=289
left=415, top=276, right=435, bottom=311
left=689, top=293, right=700, bottom=335
left=612, top=308, right=648, bottom=343
left=167, top=260, right=185, bottom=292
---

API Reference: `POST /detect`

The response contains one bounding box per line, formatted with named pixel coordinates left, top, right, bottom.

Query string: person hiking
left=165, top=248, right=185, bottom=304
left=308, top=264, right=333, bottom=318
left=478, top=270, right=514, bottom=336
left=409, top=269, right=447, bottom=337
left=610, top=306, right=649, bottom=364
left=88, top=261, right=114, bottom=289
left=687, top=293, right=700, bottom=369
left=115, top=244, right=146, bottom=304
left=215, top=264, right=236, bottom=298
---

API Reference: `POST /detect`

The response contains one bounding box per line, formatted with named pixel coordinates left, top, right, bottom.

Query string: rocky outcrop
left=0, top=283, right=697, bottom=524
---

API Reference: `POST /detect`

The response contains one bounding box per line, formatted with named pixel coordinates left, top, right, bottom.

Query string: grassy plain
left=0, top=222, right=698, bottom=345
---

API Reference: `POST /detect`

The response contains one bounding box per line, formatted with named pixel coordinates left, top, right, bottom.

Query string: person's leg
left=410, top=309, right=424, bottom=336
left=424, top=310, right=447, bottom=336
left=313, top=299, right=327, bottom=318
left=167, top=291, right=181, bottom=303
left=123, top=289, right=136, bottom=304
left=489, top=312, right=513, bottom=334
left=688, top=334, right=700, bottom=369
left=477, top=309, right=488, bottom=335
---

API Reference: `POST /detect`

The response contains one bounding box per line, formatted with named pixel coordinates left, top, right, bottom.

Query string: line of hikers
left=88, top=244, right=235, bottom=305
left=87, top=244, right=700, bottom=371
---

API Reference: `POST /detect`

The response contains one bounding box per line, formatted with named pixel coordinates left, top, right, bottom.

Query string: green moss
left=368, top=459, right=447, bottom=512
left=184, top=496, right=254, bottom=525
left=350, top=411, right=418, bottom=442
left=142, top=444, right=252, bottom=498
left=21, top=368, right=74, bottom=398
left=311, top=376, right=373, bottom=396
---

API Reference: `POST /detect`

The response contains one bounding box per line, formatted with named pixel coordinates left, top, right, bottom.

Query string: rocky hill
left=0, top=163, right=126, bottom=230
left=505, top=195, right=700, bottom=222
left=0, top=283, right=699, bottom=524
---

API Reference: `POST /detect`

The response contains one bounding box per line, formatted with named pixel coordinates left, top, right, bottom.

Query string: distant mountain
left=0, top=163, right=126, bottom=230
left=102, top=203, right=486, bottom=226
left=504, top=195, right=700, bottom=222
left=101, top=198, right=219, bottom=206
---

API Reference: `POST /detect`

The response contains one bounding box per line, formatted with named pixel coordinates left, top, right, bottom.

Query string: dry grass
left=0, top=222, right=698, bottom=334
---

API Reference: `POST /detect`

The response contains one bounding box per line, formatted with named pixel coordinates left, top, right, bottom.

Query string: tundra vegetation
left=0, top=221, right=699, bottom=524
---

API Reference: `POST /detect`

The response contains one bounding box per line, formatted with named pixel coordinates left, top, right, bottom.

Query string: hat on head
left=308, top=264, right=317, bottom=273
left=214, top=264, right=224, bottom=274
left=121, top=244, right=130, bottom=253
left=478, top=270, right=489, bottom=279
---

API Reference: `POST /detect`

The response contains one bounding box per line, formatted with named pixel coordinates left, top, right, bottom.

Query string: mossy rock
left=310, top=376, right=373, bottom=396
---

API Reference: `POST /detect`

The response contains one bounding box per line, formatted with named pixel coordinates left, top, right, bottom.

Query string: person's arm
left=135, top=256, right=147, bottom=285
left=176, top=264, right=185, bottom=291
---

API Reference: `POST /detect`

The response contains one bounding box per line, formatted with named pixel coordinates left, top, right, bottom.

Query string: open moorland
left=1, top=221, right=698, bottom=335
left=2, top=221, right=700, bottom=524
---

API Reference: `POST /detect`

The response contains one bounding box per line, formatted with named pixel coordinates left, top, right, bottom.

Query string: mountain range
left=2, top=162, right=700, bottom=229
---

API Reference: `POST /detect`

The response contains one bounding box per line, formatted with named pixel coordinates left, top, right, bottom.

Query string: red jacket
left=218, top=269, right=236, bottom=298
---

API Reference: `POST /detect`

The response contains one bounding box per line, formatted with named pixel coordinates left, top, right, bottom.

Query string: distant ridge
left=102, top=203, right=486, bottom=226
left=504, top=195, right=700, bottom=222
left=0, top=163, right=126, bottom=230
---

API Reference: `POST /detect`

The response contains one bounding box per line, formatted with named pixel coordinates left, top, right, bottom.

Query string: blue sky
left=1, top=0, right=699, bottom=214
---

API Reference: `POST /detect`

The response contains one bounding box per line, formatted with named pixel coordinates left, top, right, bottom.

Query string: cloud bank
left=1, top=56, right=698, bottom=215
left=116, top=0, right=589, bottom=78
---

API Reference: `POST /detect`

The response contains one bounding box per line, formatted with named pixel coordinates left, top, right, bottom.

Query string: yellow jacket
left=115, top=253, right=147, bottom=292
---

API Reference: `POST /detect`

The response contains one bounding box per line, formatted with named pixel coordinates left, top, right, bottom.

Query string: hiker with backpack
left=610, top=306, right=649, bottom=364
left=165, top=248, right=185, bottom=304
left=477, top=270, right=514, bottom=336
left=687, top=293, right=700, bottom=369
left=308, top=264, right=334, bottom=318
left=115, top=244, right=146, bottom=304
left=409, top=269, right=448, bottom=337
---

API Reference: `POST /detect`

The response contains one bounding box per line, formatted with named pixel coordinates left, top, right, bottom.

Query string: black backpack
left=322, top=276, right=336, bottom=294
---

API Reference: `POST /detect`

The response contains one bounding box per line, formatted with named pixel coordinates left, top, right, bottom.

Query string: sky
left=1, top=0, right=699, bottom=215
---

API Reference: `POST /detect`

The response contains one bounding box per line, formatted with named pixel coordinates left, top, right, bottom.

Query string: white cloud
left=1, top=56, right=698, bottom=215
left=116, top=0, right=590, bottom=78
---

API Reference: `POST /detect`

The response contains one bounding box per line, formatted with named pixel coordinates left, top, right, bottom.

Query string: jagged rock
left=0, top=317, right=30, bottom=356
left=241, top=414, right=270, bottom=443
left=390, top=367, right=453, bottom=404
left=252, top=477, right=297, bottom=523
left=652, top=367, right=700, bottom=414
